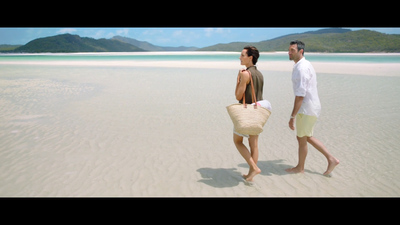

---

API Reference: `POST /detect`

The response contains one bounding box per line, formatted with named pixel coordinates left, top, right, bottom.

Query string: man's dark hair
left=243, top=45, right=260, bottom=65
left=290, top=40, right=305, bottom=55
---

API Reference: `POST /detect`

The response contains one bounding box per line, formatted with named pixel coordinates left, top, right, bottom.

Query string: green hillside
left=0, top=44, right=22, bottom=52
left=112, top=36, right=199, bottom=51
left=198, top=29, right=400, bottom=53
left=5, top=29, right=400, bottom=53
left=12, top=33, right=145, bottom=53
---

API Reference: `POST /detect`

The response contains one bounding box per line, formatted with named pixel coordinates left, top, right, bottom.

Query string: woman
left=234, top=45, right=264, bottom=182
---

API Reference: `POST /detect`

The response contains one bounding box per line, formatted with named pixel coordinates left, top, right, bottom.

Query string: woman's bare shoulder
left=239, top=69, right=250, bottom=84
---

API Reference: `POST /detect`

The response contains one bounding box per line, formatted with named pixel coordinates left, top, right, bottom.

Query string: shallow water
left=1, top=52, right=400, bottom=63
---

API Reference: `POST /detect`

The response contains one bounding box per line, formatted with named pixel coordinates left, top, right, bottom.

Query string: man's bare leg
left=285, top=136, right=308, bottom=173
left=234, top=133, right=261, bottom=181
left=307, top=136, right=339, bottom=176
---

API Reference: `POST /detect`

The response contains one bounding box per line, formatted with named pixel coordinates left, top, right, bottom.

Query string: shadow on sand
left=196, top=167, right=245, bottom=188
left=238, top=159, right=292, bottom=176
left=197, top=159, right=304, bottom=188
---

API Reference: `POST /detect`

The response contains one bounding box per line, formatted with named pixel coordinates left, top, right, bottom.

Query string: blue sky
left=1, top=27, right=400, bottom=47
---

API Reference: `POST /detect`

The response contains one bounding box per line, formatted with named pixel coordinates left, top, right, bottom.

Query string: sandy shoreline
left=1, top=60, right=400, bottom=196
left=1, top=59, right=400, bottom=77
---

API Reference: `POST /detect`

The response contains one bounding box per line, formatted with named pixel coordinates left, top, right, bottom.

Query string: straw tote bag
left=226, top=70, right=271, bottom=136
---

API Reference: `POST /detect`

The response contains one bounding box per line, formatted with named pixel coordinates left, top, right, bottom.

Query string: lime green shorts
left=296, top=113, right=318, bottom=137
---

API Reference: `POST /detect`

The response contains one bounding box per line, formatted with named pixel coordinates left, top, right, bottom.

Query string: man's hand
left=289, top=96, right=304, bottom=130
left=289, top=118, right=295, bottom=130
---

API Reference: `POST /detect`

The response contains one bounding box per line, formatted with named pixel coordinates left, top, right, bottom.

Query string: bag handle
left=242, top=69, right=257, bottom=109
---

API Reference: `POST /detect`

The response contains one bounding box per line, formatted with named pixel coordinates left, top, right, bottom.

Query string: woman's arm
left=235, top=70, right=250, bottom=101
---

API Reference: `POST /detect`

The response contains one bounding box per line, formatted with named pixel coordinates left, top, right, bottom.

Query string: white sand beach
left=1, top=54, right=400, bottom=196
left=2, top=58, right=400, bottom=76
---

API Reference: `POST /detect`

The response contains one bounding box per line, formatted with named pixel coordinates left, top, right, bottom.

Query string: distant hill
left=198, top=29, right=400, bottom=53
left=0, top=44, right=22, bottom=52
left=12, top=33, right=145, bottom=53
left=112, top=35, right=199, bottom=51
left=6, top=29, right=400, bottom=53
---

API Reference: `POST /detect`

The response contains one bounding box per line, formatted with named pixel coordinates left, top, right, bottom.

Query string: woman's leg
left=233, top=133, right=261, bottom=181
left=248, top=135, right=259, bottom=164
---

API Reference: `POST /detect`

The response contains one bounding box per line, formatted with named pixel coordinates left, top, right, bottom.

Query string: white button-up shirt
left=292, top=57, right=321, bottom=117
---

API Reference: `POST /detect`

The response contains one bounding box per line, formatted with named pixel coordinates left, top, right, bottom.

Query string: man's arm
left=235, top=70, right=250, bottom=101
left=289, top=96, right=304, bottom=130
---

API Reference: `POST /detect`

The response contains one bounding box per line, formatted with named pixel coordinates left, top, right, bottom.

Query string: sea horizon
left=1, top=51, right=400, bottom=63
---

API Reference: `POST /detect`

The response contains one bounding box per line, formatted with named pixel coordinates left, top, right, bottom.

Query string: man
left=286, top=40, right=339, bottom=176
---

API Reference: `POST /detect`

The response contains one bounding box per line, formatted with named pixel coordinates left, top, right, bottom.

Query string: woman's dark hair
left=290, top=40, right=305, bottom=55
left=243, top=45, right=259, bottom=65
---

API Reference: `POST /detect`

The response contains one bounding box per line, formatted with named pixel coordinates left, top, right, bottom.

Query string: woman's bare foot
left=323, top=157, right=340, bottom=176
left=245, top=167, right=261, bottom=181
left=285, top=166, right=304, bottom=174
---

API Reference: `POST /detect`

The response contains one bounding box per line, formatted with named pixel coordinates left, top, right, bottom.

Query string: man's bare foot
left=323, top=157, right=340, bottom=176
left=285, top=166, right=304, bottom=174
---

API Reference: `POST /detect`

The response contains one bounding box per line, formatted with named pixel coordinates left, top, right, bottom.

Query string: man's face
left=288, top=44, right=302, bottom=62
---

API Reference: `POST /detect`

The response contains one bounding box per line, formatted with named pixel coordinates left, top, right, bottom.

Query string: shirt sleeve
left=293, top=68, right=311, bottom=97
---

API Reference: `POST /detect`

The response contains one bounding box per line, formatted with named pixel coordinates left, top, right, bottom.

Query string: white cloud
left=204, top=28, right=230, bottom=37
left=173, top=30, right=183, bottom=37
left=116, top=29, right=129, bottom=36
left=171, top=30, right=201, bottom=45
left=140, top=29, right=168, bottom=44
left=142, top=29, right=164, bottom=36
left=57, top=28, right=77, bottom=34
left=79, top=29, right=123, bottom=39
left=94, top=30, right=106, bottom=39
left=204, top=28, right=213, bottom=37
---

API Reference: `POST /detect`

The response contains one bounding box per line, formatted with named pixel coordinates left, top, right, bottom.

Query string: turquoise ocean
left=1, top=52, right=400, bottom=63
